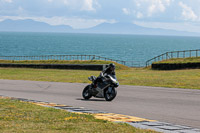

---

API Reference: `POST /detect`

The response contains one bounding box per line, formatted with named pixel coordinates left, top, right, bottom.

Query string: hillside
left=0, top=19, right=74, bottom=32
left=0, top=19, right=199, bottom=36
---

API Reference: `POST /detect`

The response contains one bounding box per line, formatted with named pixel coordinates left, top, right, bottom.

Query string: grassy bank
left=118, top=68, right=200, bottom=89
left=0, top=67, right=200, bottom=89
left=153, top=57, right=200, bottom=64
left=0, top=60, right=129, bottom=70
left=0, top=97, right=157, bottom=133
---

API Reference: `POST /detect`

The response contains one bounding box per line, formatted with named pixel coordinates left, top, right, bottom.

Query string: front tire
left=104, top=87, right=117, bottom=101
left=82, top=85, right=92, bottom=100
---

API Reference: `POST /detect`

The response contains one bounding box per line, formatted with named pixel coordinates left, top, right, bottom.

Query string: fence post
left=166, top=52, right=168, bottom=60
left=171, top=52, right=173, bottom=58
left=146, top=61, right=148, bottom=67
left=91, top=55, right=95, bottom=60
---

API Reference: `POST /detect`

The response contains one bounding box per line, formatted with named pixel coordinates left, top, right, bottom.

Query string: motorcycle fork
left=108, top=86, right=113, bottom=93
left=101, top=84, right=110, bottom=94
left=102, top=84, right=110, bottom=90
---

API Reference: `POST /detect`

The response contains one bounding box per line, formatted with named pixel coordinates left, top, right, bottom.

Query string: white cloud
left=179, top=2, right=198, bottom=21
left=148, top=0, right=165, bottom=16
left=82, top=0, right=101, bottom=11
left=133, top=0, right=173, bottom=17
left=122, top=7, right=143, bottom=18
left=2, top=0, right=200, bottom=32
left=63, top=0, right=70, bottom=6
left=0, top=16, right=115, bottom=29
left=135, top=1, right=141, bottom=7
left=36, top=17, right=115, bottom=29
left=18, top=6, right=24, bottom=12
left=81, top=0, right=95, bottom=11
left=47, top=0, right=53, bottom=2
left=47, top=0, right=99, bottom=12
left=164, top=0, right=172, bottom=6
left=136, top=12, right=143, bottom=18
left=122, top=8, right=131, bottom=15
left=2, top=0, right=12, bottom=3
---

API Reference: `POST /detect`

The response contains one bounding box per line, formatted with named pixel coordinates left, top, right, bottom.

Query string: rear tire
left=82, top=85, right=92, bottom=100
left=104, top=87, right=117, bottom=101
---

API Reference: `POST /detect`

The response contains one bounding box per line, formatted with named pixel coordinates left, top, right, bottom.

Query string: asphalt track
left=0, top=79, right=200, bottom=129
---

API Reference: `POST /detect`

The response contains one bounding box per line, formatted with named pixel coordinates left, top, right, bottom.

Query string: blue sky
left=1, top=0, right=200, bottom=32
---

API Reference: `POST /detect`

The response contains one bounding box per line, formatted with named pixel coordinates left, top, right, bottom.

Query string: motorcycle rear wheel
left=82, top=85, right=92, bottom=100
left=104, top=87, right=117, bottom=101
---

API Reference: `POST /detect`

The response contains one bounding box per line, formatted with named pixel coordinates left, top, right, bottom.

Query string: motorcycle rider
left=93, top=63, right=116, bottom=88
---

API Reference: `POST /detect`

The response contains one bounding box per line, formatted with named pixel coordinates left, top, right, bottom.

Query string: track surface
left=0, top=79, right=200, bottom=128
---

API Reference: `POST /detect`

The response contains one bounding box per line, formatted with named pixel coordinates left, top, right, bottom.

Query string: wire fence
left=146, top=49, right=200, bottom=67
left=0, top=55, right=143, bottom=67
left=1, top=49, right=199, bottom=68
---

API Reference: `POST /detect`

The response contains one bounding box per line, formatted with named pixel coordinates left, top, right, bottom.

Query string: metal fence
left=2, top=49, right=199, bottom=68
left=146, top=49, right=200, bottom=67
left=0, top=55, right=96, bottom=61
left=0, top=55, right=143, bottom=67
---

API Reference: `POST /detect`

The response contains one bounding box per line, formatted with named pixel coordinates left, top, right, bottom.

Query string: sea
left=0, top=32, right=200, bottom=66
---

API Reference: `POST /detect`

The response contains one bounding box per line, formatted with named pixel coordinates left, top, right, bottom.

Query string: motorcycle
left=82, top=72, right=119, bottom=101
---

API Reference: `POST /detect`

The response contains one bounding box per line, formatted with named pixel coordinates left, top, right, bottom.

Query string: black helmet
left=109, top=63, right=115, bottom=68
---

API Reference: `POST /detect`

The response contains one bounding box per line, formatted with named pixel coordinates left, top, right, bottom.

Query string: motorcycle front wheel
left=104, top=87, right=117, bottom=101
left=82, top=85, right=92, bottom=100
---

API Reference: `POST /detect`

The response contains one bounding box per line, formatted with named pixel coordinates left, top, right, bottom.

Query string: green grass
left=0, top=67, right=200, bottom=89
left=0, top=59, right=200, bottom=89
left=154, top=57, right=200, bottom=64
left=0, top=97, right=157, bottom=133
left=0, top=60, right=129, bottom=70
left=117, top=68, right=200, bottom=89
